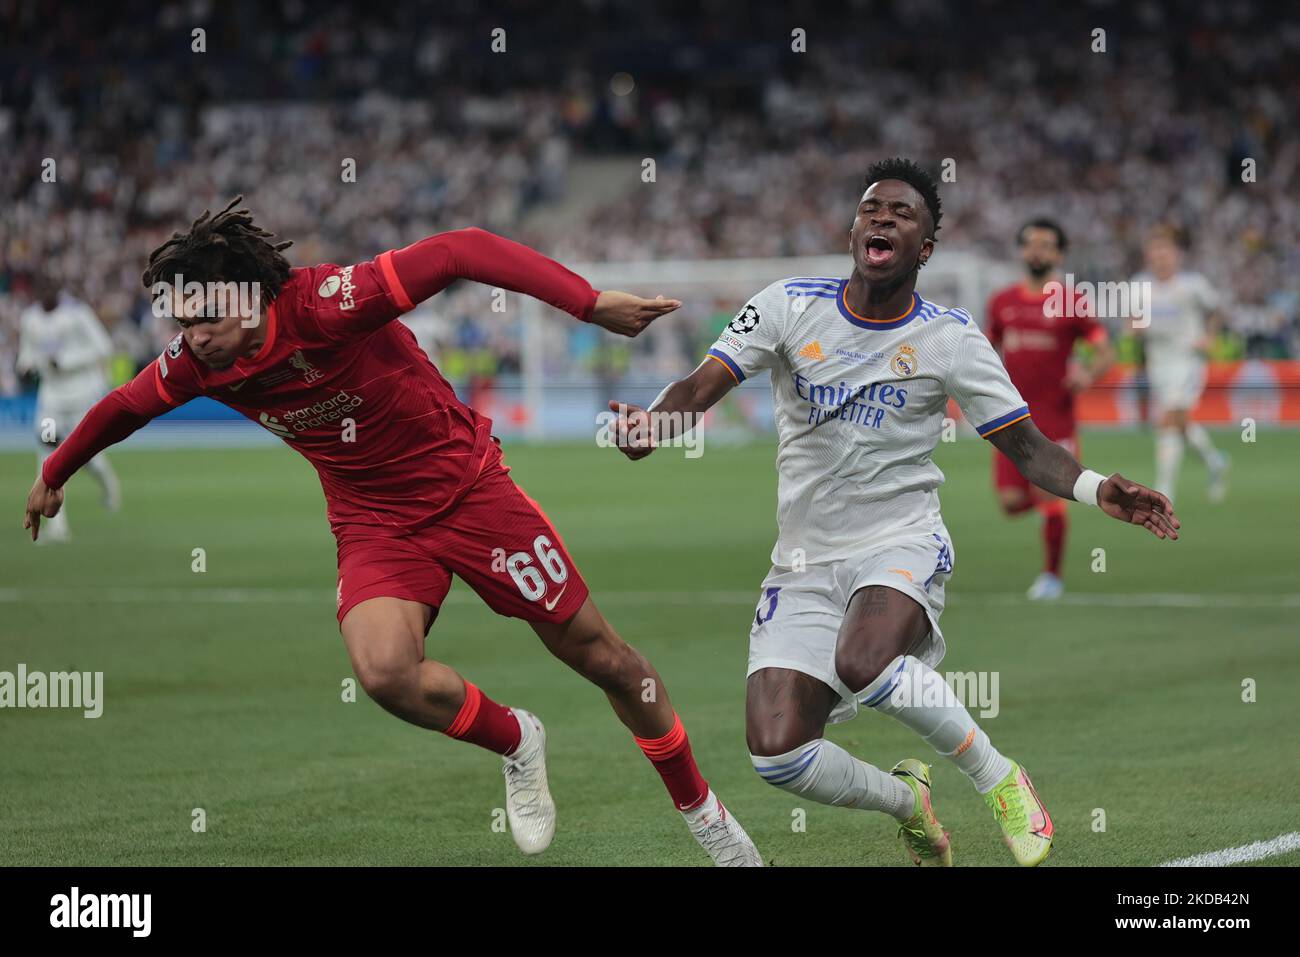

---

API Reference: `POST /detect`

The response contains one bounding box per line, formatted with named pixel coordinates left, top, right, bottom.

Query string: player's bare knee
left=353, top=656, right=417, bottom=708
left=835, top=640, right=910, bottom=699
left=746, top=719, right=818, bottom=761
left=999, top=493, right=1029, bottom=515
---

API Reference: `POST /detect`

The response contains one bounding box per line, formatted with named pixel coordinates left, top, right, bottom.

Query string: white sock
left=751, top=739, right=915, bottom=820
left=1184, top=423, right=1223, bottom=468
left=85, top=453, right=120, bottom=507
left=861, top=655, right=1012, bottom=794
left=1155, top=428, right=1184, bottom=500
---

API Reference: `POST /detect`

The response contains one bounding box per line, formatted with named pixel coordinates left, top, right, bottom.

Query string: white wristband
left=1072, top=469, right=1106, bottom=506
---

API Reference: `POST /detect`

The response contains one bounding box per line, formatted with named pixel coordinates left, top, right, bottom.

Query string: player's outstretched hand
left=606, top=400, right=656, bottom=460
left=23, top=476, right=64, bottom=542
left=591, top=291, right=681, bottom=338
left=1098, top=472, right=1180, bottom=540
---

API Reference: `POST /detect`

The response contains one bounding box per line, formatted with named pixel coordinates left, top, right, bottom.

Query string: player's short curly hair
left=141, top=196, right=293, bottom=300
left=1018, top=217, right=1068, bottom=251
left=862, top=158, right=943, bottom=238
left=1147, top=223, right=1188, bottom=249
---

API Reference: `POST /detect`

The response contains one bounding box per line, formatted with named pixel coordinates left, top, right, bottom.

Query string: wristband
left=1072, top=469, right=1106, bottom=506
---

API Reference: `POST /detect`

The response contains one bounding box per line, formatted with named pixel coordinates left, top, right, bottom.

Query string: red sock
left=634, top=713, right=709, bottom=811
left=1039, top=503, right=1067, bottom=576
left=443, top=681, right=522, bottom=755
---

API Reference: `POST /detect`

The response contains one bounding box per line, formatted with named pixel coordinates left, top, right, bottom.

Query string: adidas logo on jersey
left=799, top=340, right=827, bottom=361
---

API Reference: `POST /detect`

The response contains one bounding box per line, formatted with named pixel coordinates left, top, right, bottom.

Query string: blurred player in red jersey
left=986, top=220, right=1114, bottom=600
left=23, top=198, right=762, bottom=866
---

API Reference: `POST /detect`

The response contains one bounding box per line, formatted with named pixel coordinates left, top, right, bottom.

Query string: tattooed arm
left=987, top=418, right=1181, bottom=540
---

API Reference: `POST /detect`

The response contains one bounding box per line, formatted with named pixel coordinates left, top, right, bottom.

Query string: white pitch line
left=1161, top=832, right=1300, bottom=867
left=1, top=588, right=1299, bottom=608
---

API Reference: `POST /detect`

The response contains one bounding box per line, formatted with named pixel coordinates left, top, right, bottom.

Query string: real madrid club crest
left=890, top=344, right=918, bottom=377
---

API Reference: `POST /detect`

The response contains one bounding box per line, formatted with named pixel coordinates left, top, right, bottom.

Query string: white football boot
left=1026, top=571, right=1063, bottom=601
left=502, top=709, right=556, bottom=855
left=1206, top=453, right=1230, bottom=504
left=682, top=790, right=763, bottom=866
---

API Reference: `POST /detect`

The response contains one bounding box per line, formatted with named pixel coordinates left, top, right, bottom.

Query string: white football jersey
left=17, top=295, right=113, bottom=403
left=706, top=277, right=1027, bottom=565
left=1134, top=270, right=1217, bottom=357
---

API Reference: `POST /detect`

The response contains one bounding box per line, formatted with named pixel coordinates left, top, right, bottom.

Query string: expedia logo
left=318, top=275, right=342, bottom=298
left=338, top=265, right=357, bottom=311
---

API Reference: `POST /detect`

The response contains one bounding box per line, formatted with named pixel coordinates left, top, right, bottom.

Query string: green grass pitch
left=2, top=428, right=1297, bottom=866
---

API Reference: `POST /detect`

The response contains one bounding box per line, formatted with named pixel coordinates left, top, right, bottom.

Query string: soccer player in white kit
left=16, top=278, right=120, bottom=540
left=1134, top=227, right=1229, bottom=502
left=609, top=158, right=1181, bottom=866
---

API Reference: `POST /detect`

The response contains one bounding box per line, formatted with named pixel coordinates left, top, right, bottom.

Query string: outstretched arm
left=987, top=418, right=1180, bottom=540
left=383, top=228, right=679, bottom=336
left=608, top=357, right=738, bottom=460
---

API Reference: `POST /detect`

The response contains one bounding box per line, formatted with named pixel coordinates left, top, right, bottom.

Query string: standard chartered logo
left=260, top=391, right=365, bottom=438
left=259, top=412, right=295, bottom=439
left=283, top=390, right=364, bottom=430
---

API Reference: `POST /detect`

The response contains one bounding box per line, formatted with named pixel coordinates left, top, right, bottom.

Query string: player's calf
left=341, top=596, right=465, bottom=730
left=535, top=598, right=762, bottom=864
left=857, top=653, right=1012, bottom=794
left=531, top=598, right=671, bottom=736
left=750, top=738, right=916, bottom=819
left=746, top=667, right=914, bottom=817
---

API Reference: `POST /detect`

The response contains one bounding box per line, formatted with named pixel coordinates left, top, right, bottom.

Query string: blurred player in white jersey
left=16, top=277, right=120, bottom=540
left=1134, top=226, right=1229, bottom=502
left=611, top=158, right=1181, bottom=867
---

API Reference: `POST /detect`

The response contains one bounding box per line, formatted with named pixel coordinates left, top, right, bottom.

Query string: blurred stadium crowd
left=3, top=0, right=1298, bottom=395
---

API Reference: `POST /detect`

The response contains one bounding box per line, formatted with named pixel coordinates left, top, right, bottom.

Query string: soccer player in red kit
left=986, top=220, right=1114, bottom=600
left=23, top=198, right=762, bottom=866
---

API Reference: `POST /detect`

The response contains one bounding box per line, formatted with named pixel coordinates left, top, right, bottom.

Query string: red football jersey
left=985, top=282, right=1104, bottom=440
left=43, top=229, right=598, bottom=531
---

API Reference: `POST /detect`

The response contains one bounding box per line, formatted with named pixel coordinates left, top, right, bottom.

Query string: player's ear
left=919, top=237, right=935, bottom=268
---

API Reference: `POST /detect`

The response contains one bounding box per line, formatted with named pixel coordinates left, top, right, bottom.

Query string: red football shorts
left=994, top=433, right=1080, bottom=495
left=334, top=448, right=589, bottom=631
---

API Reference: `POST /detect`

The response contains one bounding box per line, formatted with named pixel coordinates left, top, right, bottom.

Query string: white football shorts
left=1147, top=352, right=1206, bottom=414
left=746, top=528, right=955, bottom=724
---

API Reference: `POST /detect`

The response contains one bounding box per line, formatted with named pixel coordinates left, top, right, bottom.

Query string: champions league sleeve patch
left=728, top=304, right=761, bottom=334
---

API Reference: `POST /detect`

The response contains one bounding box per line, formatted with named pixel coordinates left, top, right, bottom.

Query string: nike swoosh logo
left=544, top=584, right=567, bottom=611
left=228, top=380, right=249, bottom=391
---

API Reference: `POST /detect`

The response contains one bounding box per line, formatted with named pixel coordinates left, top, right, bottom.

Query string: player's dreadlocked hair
left=862, top=158, right=943, bottom=238
left=141, top=196, right=293, bottom=299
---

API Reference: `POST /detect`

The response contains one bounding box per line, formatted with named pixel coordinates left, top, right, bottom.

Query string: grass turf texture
left=2, top=429, right=1296, bottom=866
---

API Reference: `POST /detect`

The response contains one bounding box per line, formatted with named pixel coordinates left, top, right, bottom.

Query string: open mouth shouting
left=865, top=234, right=896, bottom=267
